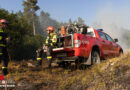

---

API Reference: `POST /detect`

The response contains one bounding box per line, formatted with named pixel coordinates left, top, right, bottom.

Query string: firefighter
left=36, top=44, right=46, bottom=66
left=45, top=26, right=57, bottom=68
left=0, top=19, right=9, bottom=75
left=60, top=26, right=66, bottom=37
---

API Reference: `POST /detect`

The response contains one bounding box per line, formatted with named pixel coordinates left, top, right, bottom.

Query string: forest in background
left=0, top=0, right=85, bottom=60
left=0, top=0, right=130, bottom=60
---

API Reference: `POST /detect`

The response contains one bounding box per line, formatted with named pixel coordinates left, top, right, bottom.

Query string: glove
left=2, top=68, right=8, bottom=76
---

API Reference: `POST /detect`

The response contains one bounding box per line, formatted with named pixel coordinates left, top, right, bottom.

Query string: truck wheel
left=91, top=50, right=100, bottom=65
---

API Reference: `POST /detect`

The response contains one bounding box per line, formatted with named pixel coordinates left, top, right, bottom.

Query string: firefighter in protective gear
left=0, top=19, right=9, bottom=75
left=36, top=44, right=46, bottom=66
left=60, top=26, right=66, bottom=36
left=45, top=26, right=57, bottom=68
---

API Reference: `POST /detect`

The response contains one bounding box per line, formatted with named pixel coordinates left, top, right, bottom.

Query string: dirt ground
left=0, top=53, right=130, bottom=90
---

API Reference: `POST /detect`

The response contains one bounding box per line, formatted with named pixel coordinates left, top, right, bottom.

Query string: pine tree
left=23, top=0, right=40, bottom=35
left=77, top=17, right=84, bottom=24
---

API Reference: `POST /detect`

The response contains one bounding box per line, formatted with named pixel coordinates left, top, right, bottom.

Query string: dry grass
left=0, top=53, right=130, bottom=90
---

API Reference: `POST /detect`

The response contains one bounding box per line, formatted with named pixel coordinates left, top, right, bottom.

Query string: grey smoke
left=92, top=4, right=130, bottom=49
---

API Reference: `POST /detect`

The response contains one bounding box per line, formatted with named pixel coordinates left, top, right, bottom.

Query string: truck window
left=98, top=31, right=107, bottom=40
left=105, top=34, right=113, bottom=42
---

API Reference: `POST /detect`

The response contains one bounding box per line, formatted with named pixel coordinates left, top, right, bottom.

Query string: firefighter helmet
left=0, top=19, right=8, bottom=24
left=46, top=26, right=54, bottom=31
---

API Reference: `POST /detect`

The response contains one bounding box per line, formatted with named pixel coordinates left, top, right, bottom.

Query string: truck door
left=105, top=34, right=118, bottom=56
left=78, top=34, right=87, bottom=57
left=98, top=31, right=110, bottom=57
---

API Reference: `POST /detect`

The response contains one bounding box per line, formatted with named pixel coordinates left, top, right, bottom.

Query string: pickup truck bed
left=44, top=27, right=123, bottom=66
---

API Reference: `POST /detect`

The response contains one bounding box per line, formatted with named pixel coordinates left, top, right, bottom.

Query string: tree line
left=1, top=0, right=129, bottom=60
left=0, top=0, right=60, bottom=60
left=0, top=0, right=85, bottom=60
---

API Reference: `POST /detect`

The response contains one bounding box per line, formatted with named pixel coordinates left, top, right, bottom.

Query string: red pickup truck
left=46, top=27, right=123, bottom=66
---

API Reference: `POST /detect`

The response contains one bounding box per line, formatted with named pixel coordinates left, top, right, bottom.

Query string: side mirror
left=114, top=38, right=118, bottom=42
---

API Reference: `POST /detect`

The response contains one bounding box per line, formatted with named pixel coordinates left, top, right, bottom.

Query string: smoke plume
left=93, top=3, right=130, bottom=49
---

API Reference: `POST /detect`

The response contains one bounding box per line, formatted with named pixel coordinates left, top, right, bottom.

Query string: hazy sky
left=0, top=0, right=130, bottom=27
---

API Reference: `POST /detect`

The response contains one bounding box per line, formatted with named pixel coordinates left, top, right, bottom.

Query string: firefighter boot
left=2, top=67, right=8, bottom=75
left=47, top=59, right=52, bottom=68
left=47, top=56, right=52, bottom=68
left=37, top=60, right=42, bottom=66
left=36, top=58, right=42, bottom=66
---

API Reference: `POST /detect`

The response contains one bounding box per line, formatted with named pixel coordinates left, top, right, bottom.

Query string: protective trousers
left=0, top=47, right=9, bottom=75
left=46, top=46, right=53, bottom=68
left=36, top=48, right=43, bottom=65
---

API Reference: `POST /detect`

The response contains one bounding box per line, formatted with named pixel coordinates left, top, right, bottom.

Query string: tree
left=77, top=17, right=84, bottom=24
left=39, top=10, right=60, bottom=35
left=0, top=8, right=45, bottom=60
left=68, top=18, right=72, bottom=24
left=23, top=0, right=40, bottom=35
left=17, top=10, right=23, bottom=18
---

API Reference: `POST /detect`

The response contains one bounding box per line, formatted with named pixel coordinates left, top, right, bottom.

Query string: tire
left=91, top=50, right=100, bottom=65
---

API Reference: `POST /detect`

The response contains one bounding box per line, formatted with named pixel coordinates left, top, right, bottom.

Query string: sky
left=0, top=0, right=130, bottom=28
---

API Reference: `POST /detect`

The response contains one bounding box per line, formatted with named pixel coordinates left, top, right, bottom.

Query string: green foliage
left=0, top=9, right=44, bottom=60
left=23, top=0, right=40, bottom=19
left=20, top=34, right=44, bottom=59
left=23, top=0, right=40, bottom=35
left=0, top=1, right=61, bottom=60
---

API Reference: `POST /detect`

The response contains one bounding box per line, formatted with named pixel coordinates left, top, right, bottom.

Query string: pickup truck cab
left=45, top=27, right=123, bottom=66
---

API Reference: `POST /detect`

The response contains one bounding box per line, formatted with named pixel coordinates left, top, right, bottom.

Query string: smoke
left=92, top=3, right=130, bottom=49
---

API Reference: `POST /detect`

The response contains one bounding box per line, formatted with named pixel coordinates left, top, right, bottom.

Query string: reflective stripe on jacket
left=0, top=28, right=7, bottom=47
left=45, top=33, right=57, bottom=47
